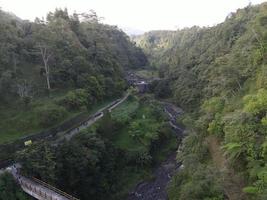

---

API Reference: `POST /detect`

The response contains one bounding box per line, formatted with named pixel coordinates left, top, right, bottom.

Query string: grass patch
left=0, top=92, right=118, bottom=144
left=0, top=103, right=79, bottom=144
left=111, top=97, right=139, bottom=122
left=111, top=97, right=141, bottom=150
left=111, top=103, right=160, bottom=151
left=93, top=95, right=179, bottom=198
left=111, top=97, right=172, bottom=153
left=135, top=69, right=159, bottom=79
left=112, top=125, right=146, bottom=151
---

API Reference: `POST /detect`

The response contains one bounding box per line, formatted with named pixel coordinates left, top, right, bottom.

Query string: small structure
left=126, top=73, right=139, bottom=85
left=135, top=81, right=149, bottom=93
left=125, top=72, right=149, bottom=93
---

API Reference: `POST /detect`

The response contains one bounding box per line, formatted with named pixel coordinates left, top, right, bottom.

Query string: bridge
left=1, top=93, right=130, bottom=200
left=6, top=165, right=78, bottom=200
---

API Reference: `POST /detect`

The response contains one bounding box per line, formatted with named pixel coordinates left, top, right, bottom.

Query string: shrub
left=135, top=150, right=152, bottom=166
left=0, top=173, right=30, bottom=200
left=125, top=149, right=152, bottom=167
left=244, top=89, right=267, bottom=116
left=35, top=104, right=68, bottom=128
left=56, top=89, right=89, bottom=110
left=154, top=80, right=172, bottom=98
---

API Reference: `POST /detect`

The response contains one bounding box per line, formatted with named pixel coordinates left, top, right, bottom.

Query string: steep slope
left=0, top=8, right=147, bottom=143
left=136, top=2, right=267, bottom=200
left=0, top=8, right=147, bottom=102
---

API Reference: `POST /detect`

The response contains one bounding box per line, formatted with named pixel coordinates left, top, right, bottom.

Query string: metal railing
left=24, top=177, right=80, bottom=200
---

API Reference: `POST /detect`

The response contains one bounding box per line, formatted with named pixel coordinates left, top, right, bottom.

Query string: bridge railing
left=31, top=177, right=79, bottom=200
left=20, top=180, right=55, bottom=200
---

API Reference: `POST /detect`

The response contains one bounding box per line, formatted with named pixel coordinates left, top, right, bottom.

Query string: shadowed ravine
left=128, top=103, right=184, bottom=200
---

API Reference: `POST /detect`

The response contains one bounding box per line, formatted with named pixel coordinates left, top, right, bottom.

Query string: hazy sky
left=0, top=0, right=266, bottom=33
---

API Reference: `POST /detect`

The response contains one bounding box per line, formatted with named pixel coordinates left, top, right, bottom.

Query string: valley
left=1, top=2, right=267, bottom=200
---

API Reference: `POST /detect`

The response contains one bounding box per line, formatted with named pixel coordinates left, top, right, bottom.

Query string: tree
left=97, top=111, right=116, bottom=138
left=16, top=142, right=57, bottom=183
left=56, top=132, right=119, bottom=199
left=38, top=43, right=52, bottom=90
left=32, top=23, right=57, bottom=90
left=16, top=79, right=32, bottom=103
left=0, top=173, right=30, bottom=200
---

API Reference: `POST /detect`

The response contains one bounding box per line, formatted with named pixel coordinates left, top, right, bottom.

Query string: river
left=128, top=102, right=184, bottom=200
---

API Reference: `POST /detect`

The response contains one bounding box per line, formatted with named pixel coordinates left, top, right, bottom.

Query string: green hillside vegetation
left=0, top=173, right=31, bottom=200
left=15, top=94, right=177, bottom=199
left=0, top=8, right=147, bottom=143
left=135, top=69, right=159, bottom=79
left=111, top=95, right=139, bottom=122
left=136, top=2, right=267, bottom=200
left=2, top=2, right=267, bottom=200
left=111, top=95, right=177, bottom=153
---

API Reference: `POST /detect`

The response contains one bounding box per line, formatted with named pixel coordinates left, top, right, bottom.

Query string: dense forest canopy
left=0, top=8, right=147, bottom=142
left=135, top=2, right=267, bottom=200
left=1, top=2, right=267, bottom=200
left=135, top=3, right=267, bottom=109
left=0, top=8, right=147, bottom=103
left=11, top=95, right=176, bottom=200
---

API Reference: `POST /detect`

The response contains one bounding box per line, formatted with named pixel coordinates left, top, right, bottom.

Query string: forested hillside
left=0, top=8, right=147, bottom=142
left=2, top=2, right=267, bottom=200
left=135, top=2, right=267, bottom=200
left=0, top=94, right=176, bottom=200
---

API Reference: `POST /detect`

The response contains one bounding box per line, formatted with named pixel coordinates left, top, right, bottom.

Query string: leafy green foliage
left=222, top=143, right=244, bottom=160
left=110, top=97, right=172, bottom=154
left=244, top=89, right=267, bottom=115
left=136, top=3, right=267, bottom=109
left=111, top=95, right=139, bottom=122
left=16, top=142, right=57, bottom=183
left=56, top=132, right=120, bottom=199
left=136, top=2, right=267, bottom=199
left=0, top=173, right=30, bottom=200
left=56, top=89, right=88, bottom=110
left=14, top=95, right=175, bottom=199
left=168, top=165, right=224, bottom=200
left=153, top=80, right=172, bottom=98
left=35, top=104, right=68, bottom=128
left=0, top=8, right=147, bottom=142
left=169, top=130, right=223, bottom=200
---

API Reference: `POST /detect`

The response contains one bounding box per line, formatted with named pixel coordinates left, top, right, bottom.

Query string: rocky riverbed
left=128, top=103, right=184, bottom=200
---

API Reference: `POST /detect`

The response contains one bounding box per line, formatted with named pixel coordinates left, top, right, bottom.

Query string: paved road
left=54, top=92, right=130, bottom=144
left=1, top=93, right=131, bottom=200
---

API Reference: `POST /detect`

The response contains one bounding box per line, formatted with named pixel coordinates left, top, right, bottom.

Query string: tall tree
left=33, top=23, right=56, bottom=90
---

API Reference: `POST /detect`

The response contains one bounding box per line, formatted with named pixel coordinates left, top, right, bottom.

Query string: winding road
left=1, top=75, right=184, bottom=200
left=55, top=92, right=130, bottom=143
left=1, top=92, right=131, bottom=200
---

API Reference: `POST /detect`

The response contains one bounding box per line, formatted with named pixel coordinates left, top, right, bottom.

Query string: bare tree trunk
left=46, top=73, right=51, bottom=90
left=17, top=80, right=31, bottom=98
left=44, top=59, right=51, bottom=90
left=39, top=45, right=51, bottom=90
